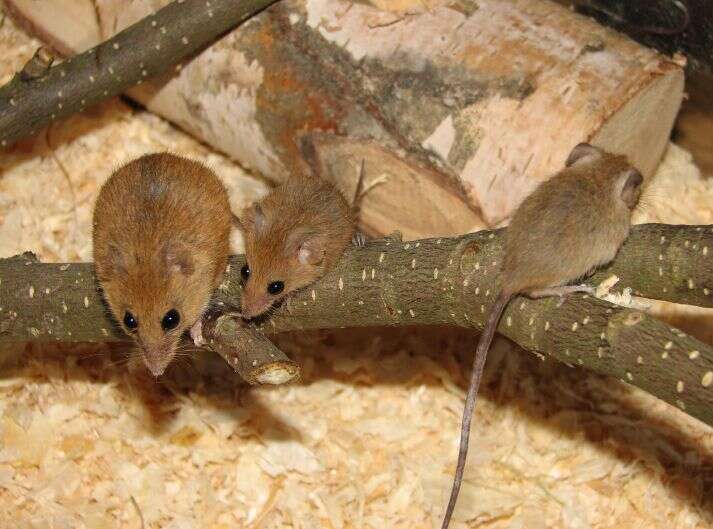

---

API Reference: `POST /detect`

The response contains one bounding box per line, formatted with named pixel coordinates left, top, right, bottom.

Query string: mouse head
left=96, top=240, right=208, bottom=377
left=237, top=203, right=326, bottom=320
left=566, top=142, right=643, bottom=210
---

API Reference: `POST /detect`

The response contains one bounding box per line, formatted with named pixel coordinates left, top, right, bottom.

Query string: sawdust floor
left=1, top=12, right=713, bottom=529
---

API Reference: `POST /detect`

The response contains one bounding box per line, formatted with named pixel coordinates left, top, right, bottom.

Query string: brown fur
left=502, top=151, right=640, bottom=296
left=440, top=145, right=643, bottom=529
left=92, top=153, right=232, bottom=376
left=239, top=174, right=354, bottom=319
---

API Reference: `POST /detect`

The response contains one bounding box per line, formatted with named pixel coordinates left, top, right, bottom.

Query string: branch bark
left=1, top=224, right=713, bottom=426
left=0, top=0, right=280, bottom=148
left=592, top=223, right=713, bottom=306
left=202, top=314, right=301, bottom=385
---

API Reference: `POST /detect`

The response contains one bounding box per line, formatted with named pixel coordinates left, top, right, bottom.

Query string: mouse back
left=238, top=175, right=354, bottom=319
left=501, top=145, right=642, bottom=295
left=93, top=153, right=232, bottom=375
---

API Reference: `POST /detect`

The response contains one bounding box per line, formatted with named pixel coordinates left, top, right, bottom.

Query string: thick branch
left=0, top=0, right=279, bottom=147
left=593, top=223, right=713, bottom=306
left=1, top=224, right=713, bottom=426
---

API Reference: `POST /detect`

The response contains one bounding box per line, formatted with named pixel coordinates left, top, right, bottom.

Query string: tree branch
left=202, top=314, right=300, bottom=385
left=1, top=224, right=712, bottom=426
left=0, top=0, right=280, bottom=148
left=592, top=223, right=713, bottom=307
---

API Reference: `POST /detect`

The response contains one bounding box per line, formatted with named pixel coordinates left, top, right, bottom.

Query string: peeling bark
left=6, top=0, right=684, bottom=236
left=2, top=224, right=713, bottom=426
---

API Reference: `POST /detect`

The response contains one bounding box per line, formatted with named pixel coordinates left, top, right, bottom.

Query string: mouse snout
left=240, top=294, right=273, bottom=321
left=141, top=345, right=174, bottom=377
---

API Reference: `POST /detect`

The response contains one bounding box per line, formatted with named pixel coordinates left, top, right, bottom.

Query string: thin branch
left=1, top=225, right=712, bottom=426
left=202, top=313, right=300, bottom=385
left=130, top=495, right=145, bottom=529
left=0, top=0, right=280, bottom=147
left=19, top=46, right=54, bottom=80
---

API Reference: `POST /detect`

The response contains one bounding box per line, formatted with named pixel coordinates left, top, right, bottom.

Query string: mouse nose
left=240, top=302, right=259, bottom=321
left=142, top=347, right=172, bottom=377
left=240, top=295, right=270, bottom=321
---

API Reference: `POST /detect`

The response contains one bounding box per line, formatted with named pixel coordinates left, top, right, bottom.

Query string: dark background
left=558, top=0, right=712, bottom=175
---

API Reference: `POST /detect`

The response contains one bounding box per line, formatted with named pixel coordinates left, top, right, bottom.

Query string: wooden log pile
left=4, top=0, right=684, bottom=236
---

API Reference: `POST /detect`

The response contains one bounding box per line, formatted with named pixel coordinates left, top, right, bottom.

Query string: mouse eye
left=123, top=311, right=138, bottom=331
left=241, top=264, right=250, bottom=281
left=267, top=281, right=284, bottom=295
left=161, top=309, right=180, bottom=331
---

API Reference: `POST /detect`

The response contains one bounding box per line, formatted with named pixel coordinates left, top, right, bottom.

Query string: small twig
left=246, top=476, right=284, bottom=529
left=19, top=46, right=54, bottom=81
left=202, top=314, right=300, bottom=385
left=130, top=495, right=145, bottom=529
left=0, top=0, right=280, bottom=147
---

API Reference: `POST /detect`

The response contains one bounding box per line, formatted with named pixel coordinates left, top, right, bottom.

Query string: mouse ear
left=297, top=239, right=326, bottom=266
left=253, top=204, right=267, bottom=233
left=618, top=167, right=643, bottom=208
left=287, top=228, right=326, bottom=266
left=565, top=143, right=602, bottom=167
left=239, top=203, right=267, bottom=235
left=101, top=243, right=126, bottom=278
left=162, top=241, right=195, bottom=276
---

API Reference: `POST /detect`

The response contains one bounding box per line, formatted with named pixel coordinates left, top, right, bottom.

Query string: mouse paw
left=190, top=320, right=205, bottom=347
left=576, top=283, right=596, bottom=296
left=528, top=284, right=594, bottom=301
left=352, top=231, right=367, bottom=247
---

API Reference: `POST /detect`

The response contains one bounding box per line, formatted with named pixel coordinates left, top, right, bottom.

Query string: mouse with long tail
left=440, top=143, right=643, bottom=528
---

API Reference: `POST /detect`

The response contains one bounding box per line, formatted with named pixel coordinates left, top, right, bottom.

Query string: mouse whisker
left=106, top=359, right=130, bottom=370
left=637, top=189, right=668, bottom=203
left=98, top=356, right=133, bottom=372
left=79, top=350, right=109, bottom=361
left=633, top=198, right=658, bottom=214
left=173, top=350, right=193, bottom=357
left=175, top=343, right=199, bottom=353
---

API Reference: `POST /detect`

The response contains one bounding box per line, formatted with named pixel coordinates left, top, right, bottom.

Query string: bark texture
left=202, top=314, right=301, bottom=385
left=6, top=0, right=684, bottom=235
left=2, top=224, right=713, bottom=426
left=0, top=0, right=280, bottom=147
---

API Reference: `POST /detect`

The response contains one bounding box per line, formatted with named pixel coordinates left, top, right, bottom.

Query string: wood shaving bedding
left=1, top=12, right=712, bottom=529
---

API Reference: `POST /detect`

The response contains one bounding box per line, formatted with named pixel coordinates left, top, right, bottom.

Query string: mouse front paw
left=190, top=319, right=206, bottom=347
left=577, top=283, right=596, bottom=295
left=352, top=231, right=367, bottom=247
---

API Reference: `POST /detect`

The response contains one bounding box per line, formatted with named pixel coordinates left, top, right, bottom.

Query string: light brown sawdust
left=1, top=11, right=713, bottom=529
